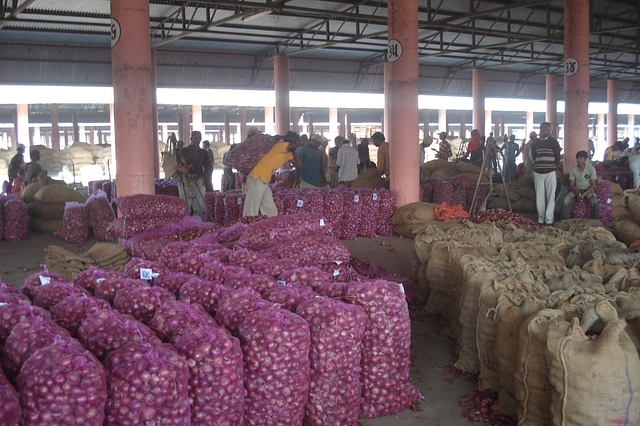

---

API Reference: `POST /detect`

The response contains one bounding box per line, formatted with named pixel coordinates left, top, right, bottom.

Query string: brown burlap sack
left=429, top=165, right=459, bottom=179
left=29, top=217, right=62, bottom=234
left=610, top=219, right=640, bottom=247
left=421, top=159, right=452, bottom=175
left=351, top=168, right=386, bottom=189
left=391, top=202, right=437, bottom=226
left=515, top=185, right=537, bottom=201
left=617, top=293, right=640, bottom=354
left=27, top=201, right=66, bottom=220
left=486, top=197, right=512, bottom=210
left=512, top=198, right=536, bottom=213
left=582, top=256, right=625, bottom=283
left=499, top=241, right=567, bottom=270
left=604, top=267, right=640, bottom=293
left=554, top=218, right=603, bottom=233
left=610, top=182, right=624, bottom=195
left=476, top=280, right=510, bottom=391
left=21, top=176, right=67, bottom=203
left=612, top=194, right=624, bottom=208
left=613, top=206, right=629, bottom=219
left=413, top=220, right=466, bottom=264
left=34, top=185, right=86, bottom=204
left=449, top=172, right=490, bottom=184
left=546, top=301, right=640, bottom=426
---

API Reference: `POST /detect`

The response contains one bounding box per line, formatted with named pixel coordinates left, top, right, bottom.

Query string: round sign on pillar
left=564, top=57, right=579, bottom=76
left=387, top=39, right=403, bottom=62
left=110, top=18, right=121, bottom=48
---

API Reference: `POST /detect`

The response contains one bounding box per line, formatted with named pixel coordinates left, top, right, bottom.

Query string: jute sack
left=27, top=201, right=66, bottom=220
left=29, top=217, right=62, bottom=234
left=582, top=256, right=626, bottom=284
left=34, top=185, right=86, bottom=204
left=553, top=218, right=603, bottom=234
left=454, top=257, right=531, bottom=372
left=495, top=290, right=548, bottom=417
left=610, top=219, right=640, bottom=247
left=546, top=301, right=640, bottom=426
left=487, top=197, right=512, bottom=210
left=499, top=241, right=567, bottom=271
left=604, top=267, right=640, bottom=293
left=612, top=206, right=629, bottom=219
left=421, top=159, right=452, bottom=175
left=413, top=220, right=466, bottom=264
left=512, top=198, right=536, bottom=213
left=497, top=222, right=533, bottom=243
left=429, top=165, right=459, bottom=179
left=616, top=292, right=640, bottom=354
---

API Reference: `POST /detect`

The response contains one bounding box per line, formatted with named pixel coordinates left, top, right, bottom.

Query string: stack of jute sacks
left=44, top=241, right=130, bottom=282
left=415, top=218, right=640, bottom=425
left=611, top=189, right=640, bottom=246
left=23, top=175, right=86, bottom=234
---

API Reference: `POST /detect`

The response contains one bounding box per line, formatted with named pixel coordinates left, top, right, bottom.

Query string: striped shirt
left=531, top=137, right=560, bottom=174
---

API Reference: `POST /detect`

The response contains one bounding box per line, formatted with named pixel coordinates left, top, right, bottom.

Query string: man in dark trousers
left=177, top=131, right=211, bottom=217
left=531, top=122, right=561, bottom=226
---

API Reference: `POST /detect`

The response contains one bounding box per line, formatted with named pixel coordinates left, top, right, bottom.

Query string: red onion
left=148, top=300, right=218, bottom=342
left=240, top=306, right=311, bottom=426
left=278, top=266, right=332, bottom=289
left=0, top=370, right=20, bottom=426
left=62, top=202, right=90, bottom=244
left=172, top=326, right=245, bottom=425
left=433, top=179, right=454, bottom=205
left=50, top=295, right=111, bottom=336
left=248, top=258, right=298, bottom=278
left=306, top=191, right=324, bottom=215
left=20, top=269, right=69, bottom=300
left=0, top=302, right=50, bottom=346
left=214, top=192, right=226, bottom=226
left=295, top=296, right=366, bottom=425
left=3, top=316, right=72, bottom=378
left=376, top=189, right=397, bottom=236
left=94, top=276, right=148, bottom=305
left=86, top=190, right=116, bottom=241
left=3, top=198, right=28, bottom=242
left=78, top=309, right=161, bottom=361
left=469, top=208, right=541, bottom=230
left=17, top=338, right=107, bottom=426
left=113, top=285, right=176, bottom=324
left=114, top=193, right=189, bottom=218
left=74, top=267, right=124, bottom=294
left=236, top=213, right=334, bottom=251
left=270, top=235, right=351, bottom=266
left=262, top=285, right=316, bottom=311
left=179, top=278, right=232, bottom=315
left=346, top=281, right=422, bottom=418
left=215, top=288, right=271, bottom=335
left=104, top=341, right=190, bottom=425
left=322, top=190, right=344, bottom=237
left=32, top=282, right=89, bottom=310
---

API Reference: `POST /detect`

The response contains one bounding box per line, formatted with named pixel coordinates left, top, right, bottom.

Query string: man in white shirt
left=561, top=150, right=599, bottom=220
left=336, top=138, right=360, bottom=187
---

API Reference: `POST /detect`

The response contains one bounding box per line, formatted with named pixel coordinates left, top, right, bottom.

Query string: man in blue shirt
left=500, top=134, right=520, bottom=183
left=297, top=137, right=326, bottom=188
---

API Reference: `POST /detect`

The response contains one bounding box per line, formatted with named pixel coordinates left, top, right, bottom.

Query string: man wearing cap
left=336, top=138, right=360, bottom=187
left=243, top=132, right=303, bottom=217
left=297, top=136, right=326, bottom=188
left=371, top=132, right=390, bottom=188
left=8, top=144, right=26, bottom=184
left=435, top=132, right=452, bottom=161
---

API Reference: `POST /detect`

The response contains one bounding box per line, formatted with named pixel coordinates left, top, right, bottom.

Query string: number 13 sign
left=564, top=57, right=579, bottom=76
left=387, top=39, right=403, bottom=62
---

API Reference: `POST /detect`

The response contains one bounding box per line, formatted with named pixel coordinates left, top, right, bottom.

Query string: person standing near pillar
left=336, top=138, right=360, bottom=187
left=531, top=122, right=561, bottom=226
left=357, top=138, right=370, bottom=174
left=372, top=132, right=390, bottom=188
left=297, top=137, right=326, bottom=188
left=202, top=140, right=214, bottom=193
left=8, top=144, right=26, bottom=184
left=177, top=131, right=210, bottom=218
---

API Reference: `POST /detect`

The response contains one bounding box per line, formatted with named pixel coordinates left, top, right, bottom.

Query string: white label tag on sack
left=319, top=219, right=325, bottom=227
left=297, top=199, right=304, bottom=207
left=140, top=268, right=153, bottom=280
left=335, top=260, right=343, bottom=265
left=398, top=283, right=405, bottom=294
left=96, top=278, right=106, bottom=284
left=333, top=270, right=340, bottom=277
left=0, top=302, right=7, bottom=307
left=373, top=193, right=378, bottom=201
left=237, top=198, right=242, bottom=205
left=354, top=195, right=359, bottom=202
left=39, top=276, right=51, bottom=286
left=607, top=198, right=612, bottom=203
left=277, top=280, right=287, bottom=286
left=152, top=273, right=160, bottom=280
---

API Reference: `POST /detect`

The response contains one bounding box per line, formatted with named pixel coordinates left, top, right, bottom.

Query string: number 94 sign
left=564, top=57, right=579, bottom=76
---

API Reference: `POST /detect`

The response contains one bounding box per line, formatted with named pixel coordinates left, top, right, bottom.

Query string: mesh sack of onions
left=433, top=179, right=454, bottom=205
left=240, top=306, right=310, bottom=425
left=452, top=184, right=468, bottom=210
left=0, top=370, right=20, bottom=426
left=17, top=338, right=107, bottom=426
left=114, top=193, right=189, bottom=218
left=20, top=269, right=69, bottom=300
left=340, top=190, right=363, bottom=240
left=346, top=281, right=422, bottom=418
left=74, top=267, right=123, bottom=294
left=199, top=260, right=237, bottom=282
left=224, top=193, right=242, bottom=225
left=356, top=189, right=380, bottom=238
left=284, top=193, right=308, bottom=215
left=62, top=202, right=90, bottom=244
left=94, top=276, right=148, bottom=305
left=78, top=309, right=160, bottom=361
left=295, top=296, right=366, bottom=425
left=305, top=191, right=324, bottom=215
left=3, top=316, right=72, bottom=378
left=215, top=288, right=271, bottom=335
left=278, top=266, right=332, bottom=289
left=570, top=197, right=592, bottom=219
left=154, top=270, right=196, bottom=295
left=148, top=300, right=218, bottom=342
left=32, top=282, right=88, bottom=310
left=237, top=213, right=333, bottom=251
left=0, top=290, right=31, bottom=305
left=315, top=281, right=351, bottom=298
left=594, top=179, right=614, bottom=225
left=274, top=195, right=285, bottom=216
left=248, top=258, right=299, bottom=278
left=225, top=271, right=277, bottom=295
left=214, top=192, right=226, bottom=226
left=214, top=221, right=248, bottom=244
left=469, top=208, right=541, bottom=230
left=172, top=326, right=245, bottom=425
left=159, top=241, right=225, bottom=266
left=0, top=301, right=50, bottom=346
left=322, top=190, right=344, bottom=234
left=169, top=253, right=219, bottom=275
left=421, top=177, right=439, bottom=203
left=108, top=215, right=184, bottom=240
left=270, top=235, right=351, bottom=266
left=3, top=198, right=28, bottom=242
left=124, top=257, right=168, bottom=281
left=104, top=341, right=190, bottom=425
left=50, top=294, right=111, bottom=336
left=101, top=181, right=112, bottom=203
left=313, top=261, right=353, bottom=282
left=376, top=189, right=397, bottom=236
left=204, top=192, right=216, bottom=222
left=0, top=280, right=20, bottom=294
left=465, top=186, right=487, bottom=210
left=179, top=278, right=232, bottom=315
left=113, top=285, right=176, bottom=324
left=228, top=248, right=276, bottom=267
left=262, top=285, right=316, bottom=311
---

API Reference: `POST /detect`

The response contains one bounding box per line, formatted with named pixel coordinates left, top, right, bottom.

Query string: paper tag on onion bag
left=319, top=219, right=325, bottom=227
left=398, top=283, right=405, bottom=294
left=140, top=268, right=154, bottom=281
left=39, top=276, right=51, bottom=286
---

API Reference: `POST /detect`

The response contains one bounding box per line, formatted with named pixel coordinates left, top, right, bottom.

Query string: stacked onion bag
left=3, top=197, right=28, bottom=242
left=109, top=194, right=188, bottom=239
left=62, top=202, right=90, bottom=244
left=86, top=190, right=116, bottom=241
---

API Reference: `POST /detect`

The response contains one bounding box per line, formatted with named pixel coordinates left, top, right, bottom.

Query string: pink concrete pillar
left=306, top=113, right=314, bottom=136
left=597, top=114, right=606, bottom=143
left=224, top=113, right=230, bottom=145
left=485, top=110, right=492, bottom=137
left=422, top=110, right=430, bottom=138
left=383, top=62, right=391, bottom=136
left=438, top=109, right=447, bottom=134
left=387, top=0, right=419, bottom=207
left=338, top=109, right=346, bottom=138
left=181, top=106, right=191, bottom=142
left=274, top=55, right=291, bottom=135
left=239, top=107, right=248, bottom=141
left=563, top=0, right=590, bottom=172
left=525, top=111, right=534, bottom=136
left=291, top=108, right=300, bottom=135
left=629, top=114, right=635, bottom=139
left=51, top=105, right=60, bottom=152
left=111, top=0, right=155, bottom=196
left=89, top=126, right=95, bottom=145
left=607, top=79, right=618, bottom=145
left=150, top=48, right=159, bottom=178
left=546, top=74, right=559, bottom=137
left=329, top=107, right=338, bottom=140
left=16, top=104, right=29, bottom=149
left=192, top=105, right=203, bottom=134
left=472, top=69, right=486, bottom=136
left=459, top=111, right=466, bottom=139
left=264, top=107, right=275, bottom=135
left=109, top=103, right=115, bottom=169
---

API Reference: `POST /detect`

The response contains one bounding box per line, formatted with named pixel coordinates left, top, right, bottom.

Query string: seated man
left=561, top=150, right=599, bottom=221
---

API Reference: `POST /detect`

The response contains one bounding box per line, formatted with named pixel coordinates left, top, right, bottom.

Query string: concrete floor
left=0, top=232, right=477, bottom=425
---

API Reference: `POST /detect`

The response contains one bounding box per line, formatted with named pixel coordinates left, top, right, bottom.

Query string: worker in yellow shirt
left=372, top=132, right=390, bottom=189
left=243, top=132, right=303, bottom=217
